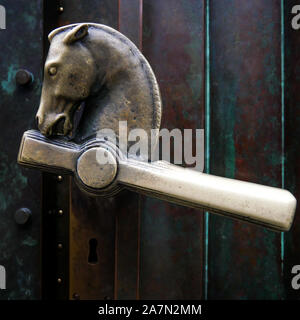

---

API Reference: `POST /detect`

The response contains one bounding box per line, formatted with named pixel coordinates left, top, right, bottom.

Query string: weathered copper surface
left=4, top=0, right=299, bottom=301
left=0, top=0, right=43, bottom=299
left=285, top=0, right=300, bottom=300
left=209, top=0, right=285, bottom=299
left=140, top=0, right=205, bottom=299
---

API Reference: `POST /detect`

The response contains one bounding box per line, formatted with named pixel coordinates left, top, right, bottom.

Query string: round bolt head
left=72, top=293, right=80, bottom=300
left=76, top=147, right=117, bottom=189
left=58, top=209, right=63, bottom=216
left=57, top=278, right=62, bottom=284
left=57, top=175, right=63, bottom=182
left=14, top=208, right=32, bottom=225
left=16, top=69, right=33, bottom=86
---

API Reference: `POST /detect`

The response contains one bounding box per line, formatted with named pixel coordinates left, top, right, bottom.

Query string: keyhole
left=88, top=238, right=98, bottom=264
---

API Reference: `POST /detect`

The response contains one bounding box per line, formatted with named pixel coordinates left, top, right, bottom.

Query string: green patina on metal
left=0, top=0, right=43, bottom=300
left=254, top=231, right=284, bottom=299
left=22, top=236, right=38, bottom=247
left=216, top=78, right=237, bottom=179
left=1, top=64, right=17, bottom=95
left=204, top=0, right=210, bottom=300
left=184, top=38, right=203, bottom=105
left=0, top=153, right=27, bottom=212
left=224, top=133, right=236, bottom=179
left=264, top=54, right=280, bottom=96
left=23, top=13, right=36, bottom=30
left=209, top=0, right=284, bottom=299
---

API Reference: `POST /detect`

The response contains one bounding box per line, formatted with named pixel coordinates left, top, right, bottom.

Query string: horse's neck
left=75, top=35, right=157, bottom=143
left=76, top=84, right=133, bottom=137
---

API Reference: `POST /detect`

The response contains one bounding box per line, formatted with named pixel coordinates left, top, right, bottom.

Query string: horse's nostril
left=36, top=116, right=40, bottom=128
left=52, top=117, right=66, bottom=135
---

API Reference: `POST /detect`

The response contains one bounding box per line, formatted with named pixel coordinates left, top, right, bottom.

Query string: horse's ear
left=64, top=24, right=89, bottom=45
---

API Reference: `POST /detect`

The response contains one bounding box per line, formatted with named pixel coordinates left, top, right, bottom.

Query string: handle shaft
left=118, top=159, right=296, bottom=231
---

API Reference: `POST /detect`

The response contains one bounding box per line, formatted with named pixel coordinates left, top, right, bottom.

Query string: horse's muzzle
left=36, top=113, right=68, bottom=137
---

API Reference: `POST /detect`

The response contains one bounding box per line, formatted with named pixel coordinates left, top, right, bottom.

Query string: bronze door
left=0, top=0, right=299, bottom=300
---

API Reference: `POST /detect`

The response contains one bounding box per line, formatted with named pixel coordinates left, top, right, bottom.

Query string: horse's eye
left=48, top=67, right=57, bottom=76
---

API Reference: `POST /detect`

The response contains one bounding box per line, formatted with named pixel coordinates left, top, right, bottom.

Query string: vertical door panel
left=116, top=0, right=143, bottom=300
left=209, top=0, right=284, bottom=299
left=284, top=0, right=300, bottom=300
left=55, top=0, right=119, bottom=300
left=141, top=0, right=205, bottom=299
left=0, top=0, right=43, bottom=299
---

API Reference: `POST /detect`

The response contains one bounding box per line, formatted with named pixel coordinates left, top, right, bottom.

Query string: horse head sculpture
left=36, top=23, right=162, bottom=144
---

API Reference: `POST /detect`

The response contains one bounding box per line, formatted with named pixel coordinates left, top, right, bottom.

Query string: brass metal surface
left=36, top=23, right=161, bottom=150
left=18, top=129, right=296, bottom=231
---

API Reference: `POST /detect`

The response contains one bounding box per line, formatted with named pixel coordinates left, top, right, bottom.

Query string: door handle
left=18, top=129, right=296, bottom=231
left=17, top=23, right=296, bottom=232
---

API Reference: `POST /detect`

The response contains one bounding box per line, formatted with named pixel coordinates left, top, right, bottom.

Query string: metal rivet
left=73, top=293, right=80, bottom=300
left=14, top=208, right=32, bottom=225
left=57, top=278, right=62, bottom=284
left=58, top=243, right=63, bottom=250
left=59, top=6, right=64, bottom=13
left=57, top=175, right=63, bottom=182
left=16, top=69, right=33, bottom=86
left=58, top=209, right=63, bottom=216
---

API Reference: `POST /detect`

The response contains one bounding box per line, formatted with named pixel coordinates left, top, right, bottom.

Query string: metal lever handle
left=18, top=130, right=296, bottom=232
left=118, top=158, right=296, bottom=231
